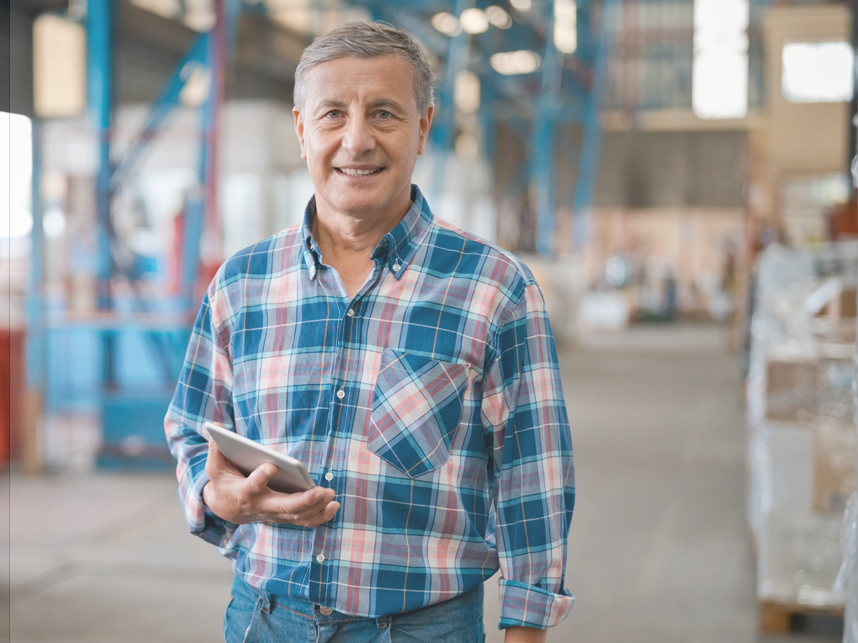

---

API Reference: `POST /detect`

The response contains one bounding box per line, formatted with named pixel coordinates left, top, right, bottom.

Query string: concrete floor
left=4, top=324, right=845, bottom=642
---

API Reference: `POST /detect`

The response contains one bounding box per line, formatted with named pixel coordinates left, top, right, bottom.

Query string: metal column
left=86, top=0, right=114, bottom=385
left=430, top=0, right=475, bottom=199
left=571, top=0, right=620, bottom=250
left=533, top=3, right=562, bottom=257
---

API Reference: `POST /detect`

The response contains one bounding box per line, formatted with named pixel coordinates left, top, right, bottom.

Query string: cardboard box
left=766, top=360, right=819, bottom=422
left=812, top=421, right=857, bottom=513
left=816, top=358, right=856, bottom=423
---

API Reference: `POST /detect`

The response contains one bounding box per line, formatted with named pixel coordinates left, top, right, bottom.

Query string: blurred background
left=1, top=0, right=857, bottom=641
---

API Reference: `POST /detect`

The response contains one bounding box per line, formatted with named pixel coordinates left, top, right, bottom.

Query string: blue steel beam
left=180, top=0, right=229, bottom=306
left=87, top=0, right=112, bottom=312
left=571, top=0, right=620, bottom=250
left=533, top=1, right=561, bottom=256
left=86, top=0, right=115, bottom=388
left=429, top=0, right=475, bottom=197
left=110, top=34, right=210, bottom=192
left=109, top=34, right=209, bottom=192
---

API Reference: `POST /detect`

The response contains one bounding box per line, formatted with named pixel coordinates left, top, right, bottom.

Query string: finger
left=205, top=440, right=226, bottom=478
left=302, top=501, right=340, bottom=527
left=261, top=488, right=334, bottom=524
left=206, top=440, right=245, bottom=479
left=280, top=486, right=335, bottom=514
left=246, top=463, right=277, bottom=495
left=322, top=500, right=340, bottom=520
left=289, top=493, right=336, bottom=521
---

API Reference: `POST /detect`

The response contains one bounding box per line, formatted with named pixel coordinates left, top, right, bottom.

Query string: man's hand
left=202, top=439, right=340, bottom=526
left=504, top=626, right=548, bottom=643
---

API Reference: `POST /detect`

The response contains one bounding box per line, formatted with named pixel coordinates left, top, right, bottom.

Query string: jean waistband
left=235, top=574, right=483, bottom=624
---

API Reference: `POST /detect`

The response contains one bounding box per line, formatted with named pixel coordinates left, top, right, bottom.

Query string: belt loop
left=253, top=589, right=271, bottom=614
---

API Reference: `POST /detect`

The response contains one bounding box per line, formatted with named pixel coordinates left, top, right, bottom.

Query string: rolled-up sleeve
left=164, top=282, right=238, bottom=547
left=482, top=282, right=576, bottom=630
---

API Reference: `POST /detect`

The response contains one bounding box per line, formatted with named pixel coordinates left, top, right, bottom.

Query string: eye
left=377, top=110, right=392, bottom=119
left=324, top=110, right=342, bottom=118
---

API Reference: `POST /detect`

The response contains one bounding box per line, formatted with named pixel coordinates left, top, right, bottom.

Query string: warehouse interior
left=1, top=0, right=857, bottom=641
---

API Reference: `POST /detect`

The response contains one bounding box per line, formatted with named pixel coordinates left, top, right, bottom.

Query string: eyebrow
left=314, top=98, right=405, bottom=112
left=367, top=99, right=404, bottom=111
left=317, top=99, right=348, bottom=110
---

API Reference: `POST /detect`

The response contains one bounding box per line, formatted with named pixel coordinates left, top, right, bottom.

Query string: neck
left=312, top=199, right=412, bottom=262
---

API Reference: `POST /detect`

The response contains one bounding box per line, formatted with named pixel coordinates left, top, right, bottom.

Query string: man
left=165, top=20, right=575, bottom=643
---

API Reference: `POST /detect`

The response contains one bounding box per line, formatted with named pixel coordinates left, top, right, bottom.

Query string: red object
left=0, top=329, right=25, bottom=463
left=829, top=198, right=858, bottom=241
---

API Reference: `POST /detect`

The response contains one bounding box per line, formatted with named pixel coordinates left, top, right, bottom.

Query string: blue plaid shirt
left=165, top=186, right=575, bottom=629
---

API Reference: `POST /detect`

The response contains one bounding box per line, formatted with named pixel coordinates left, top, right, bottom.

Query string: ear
left=293, top=107, right=307, bottom=160
left=416, top=105, right=434, bottom=156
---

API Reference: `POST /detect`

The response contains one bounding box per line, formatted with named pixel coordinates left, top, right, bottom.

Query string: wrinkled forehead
left=300, top=55, right=420, bottom=111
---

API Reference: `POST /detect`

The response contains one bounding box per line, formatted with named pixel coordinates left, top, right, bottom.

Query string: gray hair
left=293, top=20, right=435, bottom=115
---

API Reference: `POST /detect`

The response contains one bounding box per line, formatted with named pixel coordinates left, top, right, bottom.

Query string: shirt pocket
left=368, top=348, right=469, bottom=479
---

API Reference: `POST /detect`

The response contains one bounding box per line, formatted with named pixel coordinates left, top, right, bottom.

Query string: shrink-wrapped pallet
left=746, top=243, right=858, bottom=631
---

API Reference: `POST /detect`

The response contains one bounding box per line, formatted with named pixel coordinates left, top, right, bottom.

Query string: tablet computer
left=204, top=422, right=314, bottom=494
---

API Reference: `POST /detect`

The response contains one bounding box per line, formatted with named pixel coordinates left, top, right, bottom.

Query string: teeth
left=340, top=168, right=379, bottom=176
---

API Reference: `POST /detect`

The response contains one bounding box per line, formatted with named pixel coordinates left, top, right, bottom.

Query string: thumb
left=246, top=462, right=277, bottom=495
left=206, top=439, right=227, bottom=478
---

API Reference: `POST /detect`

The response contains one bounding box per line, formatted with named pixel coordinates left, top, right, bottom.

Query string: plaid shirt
left=165, top=186, right=575, bottom=629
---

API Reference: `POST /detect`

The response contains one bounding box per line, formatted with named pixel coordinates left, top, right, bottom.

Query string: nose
left=341, top=116, right=376, bottom=156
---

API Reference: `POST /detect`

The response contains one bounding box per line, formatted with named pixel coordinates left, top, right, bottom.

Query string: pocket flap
left=369, top=349, right=469, bottom=478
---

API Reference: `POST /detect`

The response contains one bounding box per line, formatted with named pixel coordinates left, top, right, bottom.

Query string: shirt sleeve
left=481, top=282, right=576, bottom=630
left=164, top=283, right=238, bottom=547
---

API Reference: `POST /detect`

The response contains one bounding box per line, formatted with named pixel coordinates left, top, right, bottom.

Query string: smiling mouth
left=337, top=167, right=384, bottom=177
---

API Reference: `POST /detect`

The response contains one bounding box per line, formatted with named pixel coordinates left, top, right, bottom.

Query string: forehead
left=301, top=55, right=417, bottom=108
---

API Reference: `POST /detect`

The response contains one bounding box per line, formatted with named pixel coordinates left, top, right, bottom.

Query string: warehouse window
left=33, top=15, right=86, bottom=118
left=692, top=0, right=749, bottom=119
left=782, top=42, right=854, bottom=103
left=1, top=113, right=33, bottom=239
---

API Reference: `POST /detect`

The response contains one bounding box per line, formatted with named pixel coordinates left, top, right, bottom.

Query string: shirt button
left=346, top=308, right=354, bottom=317
left=392, top=263, right=401, bottom=271
left=316, top=554, right=325, bottom=563
left=325, top=472, right=334, bottom=481
left=336, top=389, right=345, bottom=399
left=319, top=606, right=333, bottom=616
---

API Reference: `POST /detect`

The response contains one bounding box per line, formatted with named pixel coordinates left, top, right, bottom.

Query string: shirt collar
left=301, top=185, right=433, bottom=281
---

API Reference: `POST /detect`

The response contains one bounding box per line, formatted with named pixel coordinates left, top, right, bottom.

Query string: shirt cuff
left=190, top=469, right=238, bottom=547
left=497, top=579, right=575, bottom=630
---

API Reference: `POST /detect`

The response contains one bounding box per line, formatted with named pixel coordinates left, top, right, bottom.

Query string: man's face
left=293, top=55, right=433, bottom=224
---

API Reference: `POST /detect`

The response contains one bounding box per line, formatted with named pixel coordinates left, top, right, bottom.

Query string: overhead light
left=485, top=6, right=512, bottom=29
left=554, top=0, right=577, bottom=54
left=782, top=42, right=853, bottom=103
left=509, top=0, right=531, bottom=12
left=490, top=50, right=541, bottom=75
left=432, top=12, right=460, bottom=36
left=460, top=8, right=489, bottom=34
left=454, top=70, right=480, bottom=114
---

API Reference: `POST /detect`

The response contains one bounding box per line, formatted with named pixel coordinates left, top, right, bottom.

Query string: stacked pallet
left=747, top=243, right=858, bottom=634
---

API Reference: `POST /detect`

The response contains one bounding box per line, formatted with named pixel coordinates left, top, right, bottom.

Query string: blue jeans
left=224, top=575, right=485, bottom=643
